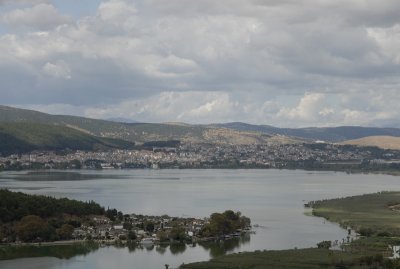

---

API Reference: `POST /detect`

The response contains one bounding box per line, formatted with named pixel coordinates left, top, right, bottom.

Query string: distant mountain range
left=1, top=105, right=400, bottom=154
left=106, top=117, right=140, bottom=124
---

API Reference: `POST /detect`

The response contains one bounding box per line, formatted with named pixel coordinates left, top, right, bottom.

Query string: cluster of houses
left=72, top=214, right=209, bottom=245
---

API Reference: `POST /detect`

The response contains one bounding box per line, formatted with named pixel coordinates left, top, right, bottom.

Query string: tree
left=56, top=224, right=74, bottom=240
left=123, top=221, right=133, bottom=230
left=317, top=240, right=331, bottom=249
left=169, top=226, right=186, bottom=241
left=117, top=211, right=124, bottom=221
left=157, top=230, right=168, bottom=242
left=14, top=215, right=55, bottom=242
left=239, top=216, right=251, bottom=228
left=144, top=221, right=155, bottom=233
left=201, top=210, right=251, bottom=237
left=128, top=230, right=137, bottom=241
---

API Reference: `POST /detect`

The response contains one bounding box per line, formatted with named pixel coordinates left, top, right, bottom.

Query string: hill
left=2, top=105, right=400, bottom=144
left=211, top=122, right=400, bottom=142
left=0, top=122, right=135, bottom=155
left=0, top=105, right=208, bottom=143
left=0, top=106, right=301, bottom=145
left=341, top=136, right=400, bottom=150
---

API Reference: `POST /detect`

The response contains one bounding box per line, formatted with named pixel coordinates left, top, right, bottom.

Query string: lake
left=1, top=169, right=400, bottom=269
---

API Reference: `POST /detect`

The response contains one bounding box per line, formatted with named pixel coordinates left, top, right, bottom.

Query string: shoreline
left=0, top=240, right=87, bottom=247
left=0, top=230, right=253, bottom=248
left=1, top=166, right=399, bottom=177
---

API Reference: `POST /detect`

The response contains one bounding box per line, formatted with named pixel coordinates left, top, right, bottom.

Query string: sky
left=1, top=0, right=400, bottom=127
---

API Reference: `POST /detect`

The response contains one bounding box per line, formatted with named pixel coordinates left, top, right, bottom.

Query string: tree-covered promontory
left=0, top=189, right=105, bottom=242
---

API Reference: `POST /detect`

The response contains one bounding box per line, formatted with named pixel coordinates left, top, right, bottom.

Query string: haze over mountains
left=1, top=105, right=400, bottom=153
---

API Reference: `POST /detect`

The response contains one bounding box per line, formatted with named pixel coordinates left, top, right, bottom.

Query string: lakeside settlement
left=1, top=142, right=400, bottom=175
left=0, top=190, right=252, bottom=249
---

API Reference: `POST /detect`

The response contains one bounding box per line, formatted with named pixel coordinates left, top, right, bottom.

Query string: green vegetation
left=309, top=192, right=400, bottom=236
left=0, top=189, right=104, bottom=242
left=200, top=210, right=251, bottom=237
left=0, top=105, right=282, bottom=145
left=2, top=105, right=400, bottom=147
left=0, top=105, right=208, bottom=144
left=154, top=211, right=251, bottom=244
left=0, top=122, right=135, bottom=155
left=181, top=248, right=369, bottom=269
left=182, top=245, right=400, bottom=269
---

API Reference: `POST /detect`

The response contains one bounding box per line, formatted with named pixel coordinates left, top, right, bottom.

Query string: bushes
left=317, top=240, right=331, bottom=249
left=358, top=227, right=374, bottom=237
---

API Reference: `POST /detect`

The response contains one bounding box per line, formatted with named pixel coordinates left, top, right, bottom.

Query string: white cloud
left=42, top=61, right=71, bottom=79
left=1, top=3, right=71, bottom=30
left=1, top=0, right=400, bottom=126
left=277, top=93, right=328, bottom=122
left=97, top=0, right=137, bottom=21
left=367, top=24, right=400, bottom=64
left=83, top=91, right=242, bottom=123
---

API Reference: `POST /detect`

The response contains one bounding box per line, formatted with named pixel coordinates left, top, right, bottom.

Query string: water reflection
left=0, top=243, right=99, bottom=260
left=0, top=235, right=251, bottom=261
left=170, top=243, right=186, bottom=255
left=155, top=245, right=167, bottom=255
left=127, top=243, right=137, bottom=253
left=198, top=234, right=251, bottom=258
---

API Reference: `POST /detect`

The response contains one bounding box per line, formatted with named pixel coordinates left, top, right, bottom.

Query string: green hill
left=0, top=122, right=135, bottom=155
left=3, top=105, right=400, bottom=144
left=0, top=105, right=207, bottom=143
left=0, top=106, right=278, bottom=145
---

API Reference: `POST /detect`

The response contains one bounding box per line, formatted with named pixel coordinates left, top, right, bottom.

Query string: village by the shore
left=6, top=211, right=253, bottom=248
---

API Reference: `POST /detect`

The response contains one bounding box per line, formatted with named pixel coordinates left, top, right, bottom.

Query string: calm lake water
left=1, top=169, right=400, bottom=269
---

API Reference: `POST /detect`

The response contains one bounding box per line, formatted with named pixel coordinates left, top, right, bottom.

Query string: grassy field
left=180, top=247, right=387, bottom=269
left=182, top=192, right=400, bottom=269
left=180, top=248, right=362, bottom=269
left=310, top=192, right=400, bottom=236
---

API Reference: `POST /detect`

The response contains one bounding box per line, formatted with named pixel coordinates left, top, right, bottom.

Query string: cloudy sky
left=1, top=0, right=400, bottom=127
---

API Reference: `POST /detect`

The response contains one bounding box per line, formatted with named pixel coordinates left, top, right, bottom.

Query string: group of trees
left=0, top=189, right=105, bottom=242
left=0, top=189, right=104, bottom=223
left=200, top=210, right=251, bottom=238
